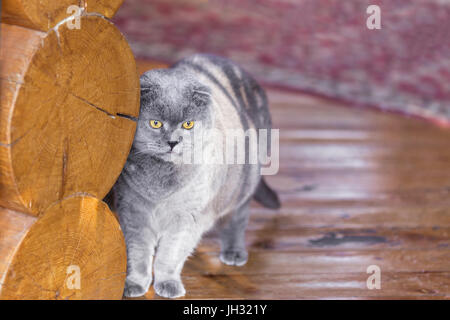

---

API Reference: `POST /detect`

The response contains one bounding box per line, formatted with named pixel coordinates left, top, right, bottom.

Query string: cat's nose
left=167, top=141, right=179, bottom=150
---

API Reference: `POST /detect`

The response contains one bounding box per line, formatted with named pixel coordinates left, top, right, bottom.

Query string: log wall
left=0, top=0, right=137, bottom=299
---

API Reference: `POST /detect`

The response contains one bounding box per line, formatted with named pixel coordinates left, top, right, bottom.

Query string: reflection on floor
left=134, top=63, right=450, bottom=299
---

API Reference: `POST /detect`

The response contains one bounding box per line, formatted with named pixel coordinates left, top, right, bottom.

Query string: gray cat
left=107, top=54, right=280, bottom=298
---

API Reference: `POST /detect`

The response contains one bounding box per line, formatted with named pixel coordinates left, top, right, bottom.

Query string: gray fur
left=110, top=54, right=279, bottom=298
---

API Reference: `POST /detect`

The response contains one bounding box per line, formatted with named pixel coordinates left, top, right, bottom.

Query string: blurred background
left=113, top=0, right=450, bottom=126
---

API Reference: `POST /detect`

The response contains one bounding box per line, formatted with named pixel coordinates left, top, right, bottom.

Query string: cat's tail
left=253, top=178, right=281, bottom=209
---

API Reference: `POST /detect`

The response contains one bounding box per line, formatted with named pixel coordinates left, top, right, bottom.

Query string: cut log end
left=0, top=16, right=140, bottom=215
left=0, top=196, right=126, bottom=300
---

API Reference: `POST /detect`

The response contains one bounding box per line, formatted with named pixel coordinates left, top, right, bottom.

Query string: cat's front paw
left=154, top=280, right=186, bottom=298
left=220, top=250, right=248, bottom=266
left=123, top=280, right=149, bottom=298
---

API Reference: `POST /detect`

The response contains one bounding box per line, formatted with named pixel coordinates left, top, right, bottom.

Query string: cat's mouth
left=157, top=150, right=184, bottom=164
left=163, top=147, right=182, bottom=155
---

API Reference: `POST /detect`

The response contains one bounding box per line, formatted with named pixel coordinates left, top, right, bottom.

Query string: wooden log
left=0, top=16, right=140, bottom=216
left=1, top=0, right=124, bottom=31
left=0, top=196, right=126, bottom=299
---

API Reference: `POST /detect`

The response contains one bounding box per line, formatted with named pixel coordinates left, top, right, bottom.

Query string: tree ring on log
left=0, top=196, right=126, bottom=299
left=0, top=16, right=140, bottom=215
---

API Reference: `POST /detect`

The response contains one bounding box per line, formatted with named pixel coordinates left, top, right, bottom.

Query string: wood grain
left=199, top=227, right=450, bottom=252
left=146, top=272, right=450, bottom=299
left=0, top=18, right=139, bottom=215
left=134, top=63, right=450, bottom=299
left=0, top=196, right=126, bottom=299
left=1, top=0, right=124, bottom=31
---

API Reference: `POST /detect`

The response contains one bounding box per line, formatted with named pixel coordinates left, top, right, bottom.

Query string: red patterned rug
left=113, top=0, right=450, bottom=125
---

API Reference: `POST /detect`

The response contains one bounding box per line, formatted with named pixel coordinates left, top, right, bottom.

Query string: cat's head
left=134, top=68, right=213, bottom=162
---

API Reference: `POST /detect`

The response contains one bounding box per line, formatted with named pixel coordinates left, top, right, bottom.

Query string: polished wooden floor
left=135, top=63, right=450, bottom=299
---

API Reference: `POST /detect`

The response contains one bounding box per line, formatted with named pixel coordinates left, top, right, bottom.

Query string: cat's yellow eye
left=149, top=120, right=162, bottom=129
left=182, top=121, right=195, bottom=130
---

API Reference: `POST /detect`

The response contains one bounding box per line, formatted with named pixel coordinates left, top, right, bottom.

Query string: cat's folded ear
left=140, top=82, right=161, bottom=102
left=192, top=86, right=212, bottom=107
left=140, top=71, right=164, bottom=102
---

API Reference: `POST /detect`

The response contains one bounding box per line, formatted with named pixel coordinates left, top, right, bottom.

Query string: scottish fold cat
left=107, top=54, right=280, bottom=298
